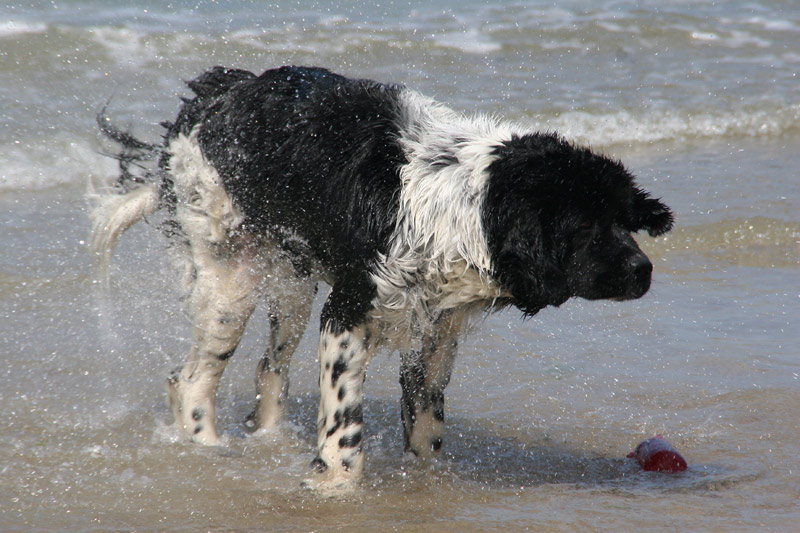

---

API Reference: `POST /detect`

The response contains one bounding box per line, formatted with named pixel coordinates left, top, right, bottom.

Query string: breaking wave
left=531, top=105, right=800, bottom=148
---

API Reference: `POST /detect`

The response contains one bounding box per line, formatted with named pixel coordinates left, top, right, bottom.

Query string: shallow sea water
left=2, top=1, right=799, bottom=530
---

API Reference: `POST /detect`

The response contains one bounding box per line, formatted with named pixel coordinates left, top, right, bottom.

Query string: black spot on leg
left=340, top=404, right=363, bottom=428
left=167, top=366, right=182, bottom=385
left=218, top=349, right=235, bottom=361
left=338, top=385, right=346, bottom=401
left=331, top=355, right=347, bottom=386
left=194, top=425, right=203, bottom=434
left=338, top=431, right=362, bottom=449
left=432, top=390, right=445, bottom=422
left=274, top=341, right=289, bottom=354
left=431, top=437, right=443, bottom=452
left=330, top=403, right=362, bottom=434
left=257, top=355, right=271, bottom=374
left=192, top=408, right=204, bottom=421
left=310, top=457, right=328, bottom=473
left=326, top=421, right=341, bottom=438
left=268, top=313, right=280, bottom=331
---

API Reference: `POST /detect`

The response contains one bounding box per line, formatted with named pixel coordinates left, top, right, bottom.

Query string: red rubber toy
left=627, top=435, right=688, bottom=472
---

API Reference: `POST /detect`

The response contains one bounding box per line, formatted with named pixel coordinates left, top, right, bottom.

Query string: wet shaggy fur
left=90, top=65, right=673, bottom=489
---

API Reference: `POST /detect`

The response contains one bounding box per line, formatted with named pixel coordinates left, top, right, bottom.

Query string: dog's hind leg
left=166, top=244, right=262, bottom=445
left=163, top=130, right=264, bottom=444
left=245, top=280, right=316, bottom=431
left=400, top=309, right=464, bottom=458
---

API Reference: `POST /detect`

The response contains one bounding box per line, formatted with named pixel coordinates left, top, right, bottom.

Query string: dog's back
left=161, top=66, right=406, bottom=279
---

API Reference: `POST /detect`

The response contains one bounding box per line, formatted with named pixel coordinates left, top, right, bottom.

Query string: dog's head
left=483, top=133, right=673, bottom=315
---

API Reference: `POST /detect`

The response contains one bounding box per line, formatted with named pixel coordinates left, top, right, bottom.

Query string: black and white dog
left=91, top=66, right=673, bottom=489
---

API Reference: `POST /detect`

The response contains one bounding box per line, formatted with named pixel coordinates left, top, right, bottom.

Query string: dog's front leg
left=400, top=309, right=462, bottom=458
left=305, top=275, right=376, bottom=491
left=313, top=322, right=372, bottom=486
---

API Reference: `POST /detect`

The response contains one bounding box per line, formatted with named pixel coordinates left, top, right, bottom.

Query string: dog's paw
left=300, top=458, right=359, bottom=495
left=165, top=366, right=184, bottom=419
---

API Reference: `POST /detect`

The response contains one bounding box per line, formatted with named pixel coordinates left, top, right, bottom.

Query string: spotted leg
left=306, top=274, right=377, bottom=490
left=166, top=245, right=261, bottom=445
left=400, top=310, right=463, bottom=458
left=245, top=281, right=316, bottom=431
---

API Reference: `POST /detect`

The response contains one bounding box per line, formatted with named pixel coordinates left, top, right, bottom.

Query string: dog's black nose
left=629, top=254, right=653, bottom=298
left=631, top=254, right=653, bottom=279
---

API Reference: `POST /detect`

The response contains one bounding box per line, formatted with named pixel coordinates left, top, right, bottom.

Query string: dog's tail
left=89, top=107, right=163, bottom=277
left=89, top=67, right=255, bottom=277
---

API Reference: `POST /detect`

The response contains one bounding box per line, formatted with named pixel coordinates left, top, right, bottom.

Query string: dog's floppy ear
left=630, top=187, right=674, bottom=237
left=490, top=217, right=571, bottom=315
